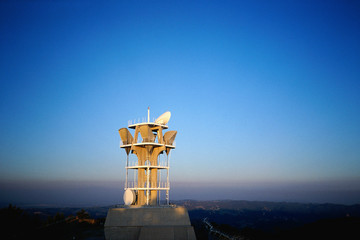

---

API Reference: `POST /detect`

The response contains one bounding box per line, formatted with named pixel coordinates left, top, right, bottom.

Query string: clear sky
left=1, top=0, right=360, bottom=205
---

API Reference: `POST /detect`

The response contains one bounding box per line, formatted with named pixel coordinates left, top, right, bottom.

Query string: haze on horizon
left=1, top=1, right=360, bottom=206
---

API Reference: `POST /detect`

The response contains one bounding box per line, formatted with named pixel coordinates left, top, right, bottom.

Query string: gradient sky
left=1, top=0, right=360, bottom=205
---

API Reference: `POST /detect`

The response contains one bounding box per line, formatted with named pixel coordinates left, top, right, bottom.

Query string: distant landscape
left=2, top=200, right=360, bottom=239
left=2, top=1, right=360, bottom=239
left=174, top=200, right=360, bottom=239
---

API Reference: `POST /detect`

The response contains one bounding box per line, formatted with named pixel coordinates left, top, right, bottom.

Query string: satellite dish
left=155, top=111, right=171, bottom=125
left=123, top=189, right=136, bottom=205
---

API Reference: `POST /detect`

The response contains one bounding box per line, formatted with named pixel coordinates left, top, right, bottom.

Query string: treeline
left=0, top=204, right=104, bottom=239
left=0, top=204, right=42, bottom=239
left=181, top=200, right=360, bottom=240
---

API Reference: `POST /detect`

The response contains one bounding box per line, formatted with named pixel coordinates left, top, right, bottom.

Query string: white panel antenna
left=155, top=111, right=171, bottom=125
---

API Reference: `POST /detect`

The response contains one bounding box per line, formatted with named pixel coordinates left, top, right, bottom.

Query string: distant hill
left=173, top=200, right=360, bottom=240
left=2, top=200, right=360, bottom=239
left=174, top=199, right=360, bottom=213
left=0, top=204, right=106, bottom=239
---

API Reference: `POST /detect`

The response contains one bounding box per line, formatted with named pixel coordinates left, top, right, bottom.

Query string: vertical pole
left=166, top=154, right=170, bottom=205
left=168, top=151, right=172, bottom=205
left=148, top=107, right=150, bottom=123
left=134, top=166, right=136, bottom=188
left=159, top=163, right=161, bottom=205
left=125, top=154, right=129, bottom=189
left=146, top=164, right=150, bottom=205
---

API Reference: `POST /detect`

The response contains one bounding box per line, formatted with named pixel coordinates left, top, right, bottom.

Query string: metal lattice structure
left=119, top=108, right=177, bottom=206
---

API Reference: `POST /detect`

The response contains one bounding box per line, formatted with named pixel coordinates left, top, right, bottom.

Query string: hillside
left=173, top=200, right=360, bottom=239
left=1, top=200, right=360, bottom=239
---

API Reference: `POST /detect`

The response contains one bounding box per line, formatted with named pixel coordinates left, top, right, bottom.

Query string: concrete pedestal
left=104, top=206, right=196, bottom=240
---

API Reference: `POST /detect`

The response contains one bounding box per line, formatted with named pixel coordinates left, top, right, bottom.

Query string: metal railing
left=127, top=117, right=167, bottom=126
left=125, top=182, right=170, bottom=189
left=120, top=139, right=175, bottom=146
left=126, top=163, right=169, bottom=168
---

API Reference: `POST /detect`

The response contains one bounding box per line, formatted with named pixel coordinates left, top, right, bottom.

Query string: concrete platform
left=104, top=206, right=196, bottom=240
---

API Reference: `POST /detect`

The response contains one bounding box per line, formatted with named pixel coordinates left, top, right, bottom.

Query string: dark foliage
left=275, top=217, right=360, bottom=240
left=180, top=200, right=360, bottom=240
left=0, top=204, right=105, bottom=240
left=2, top=201, right=360, bottom=240
left=0, top=204, right=41, bottom=239
left=77, top=209, right=90, bottom=219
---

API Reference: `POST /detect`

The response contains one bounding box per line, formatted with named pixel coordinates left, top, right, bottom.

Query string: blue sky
left=1, top=0, right=360, bottom=205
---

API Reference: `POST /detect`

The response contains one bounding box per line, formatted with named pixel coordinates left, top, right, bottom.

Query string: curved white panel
left=155, top=111, right=171, bottom=125
left=123, top=189, right=136, bottom=205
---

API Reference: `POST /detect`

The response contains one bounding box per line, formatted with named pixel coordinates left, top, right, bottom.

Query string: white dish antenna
left=155, top=111, right=171, bottom=125
left=123, top=189, right=136, bottom=205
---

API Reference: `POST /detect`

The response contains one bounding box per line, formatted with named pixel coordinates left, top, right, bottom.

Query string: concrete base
left=104, top=206, right=196, bottom=240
